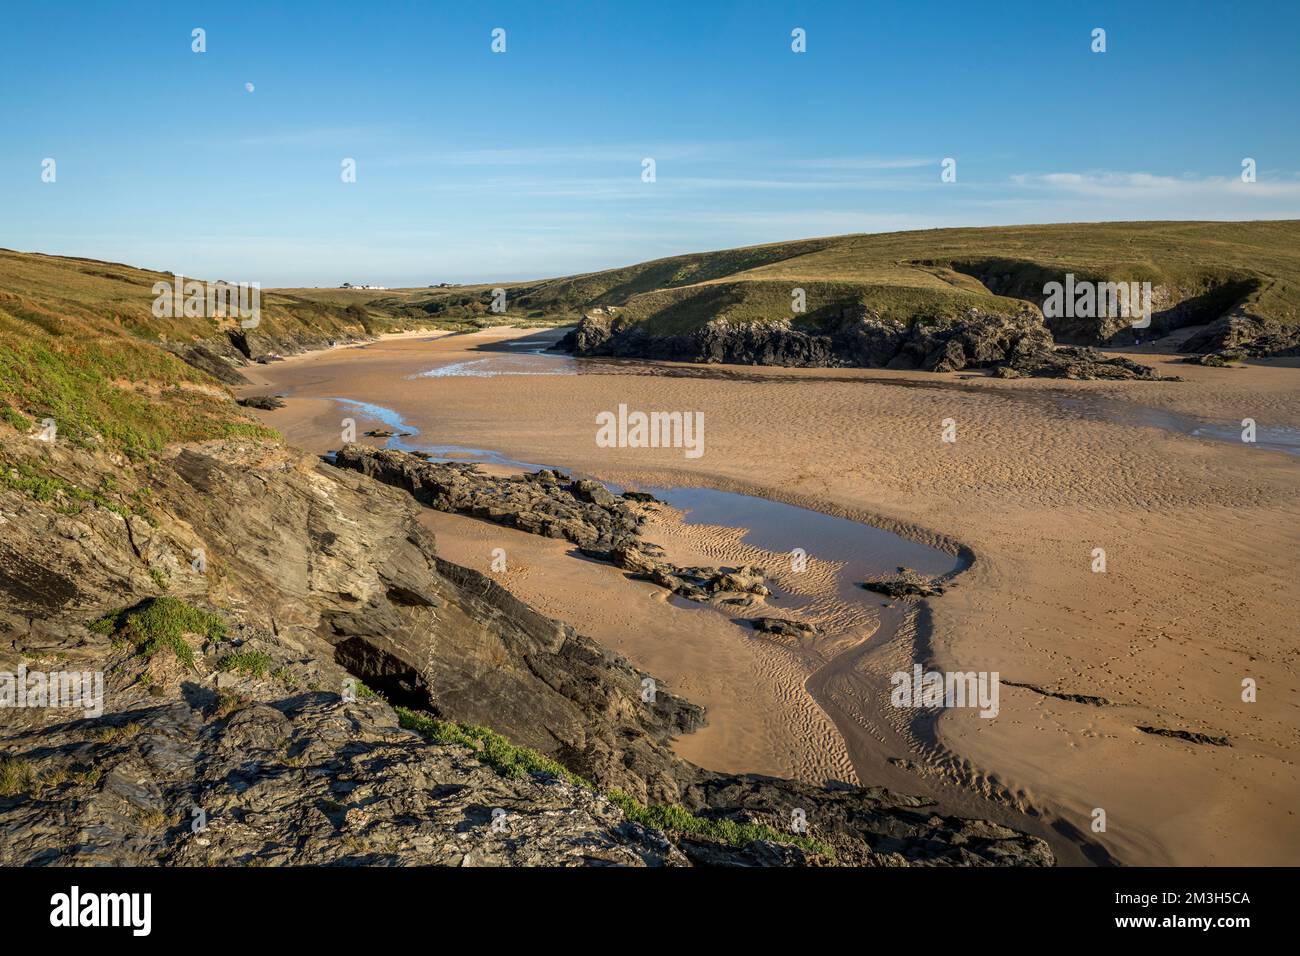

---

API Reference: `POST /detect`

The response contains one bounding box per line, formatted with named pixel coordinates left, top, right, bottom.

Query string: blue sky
left=2, top=0, right=1297, bottom=286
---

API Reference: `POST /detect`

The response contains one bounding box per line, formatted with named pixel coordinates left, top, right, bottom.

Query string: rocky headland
left=556, top=306, right=1168, bottom=380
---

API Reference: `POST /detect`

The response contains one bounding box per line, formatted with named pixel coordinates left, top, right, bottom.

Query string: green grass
left=396, top=706, right=833, bottom=856
left=0, top=406, right=30, bottom=431
left=90, top=596, right=226, bottom=669
left=0, top=459, right=155, bottom=520
left=607, top=790, right=832, bottom=857
left=396, top=706, right=589, bottom=787
left=0, top=250, right=299, bottom=457
left=0, top=756, right=34, bottom=797
left=217, top=650, right=273, bottom=678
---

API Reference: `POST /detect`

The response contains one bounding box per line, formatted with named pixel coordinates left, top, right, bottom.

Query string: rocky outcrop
left=862, top=567, right=946, bottom=599
left=1136, top=726, right=1231, bottom=747
left=557, top=306, right=1162, bottom=380
left=1179, top=315, right=1300, bottom=360
left=994, top=345, right=1166, bottom=381
left=332, top=450, right=643, bottom=556
left=0, top=436, right=1053, bottom=866
left=751, top=618, right=816, bottom=638
left=333, top=446, right=774, bottom=605
left=236, top=395, right=286, bottom=410
left=0, top=678, right=689, bottom=867
left=164, top=330, right=369, bottom=386
left=948, top=260, right=1262, bottom=347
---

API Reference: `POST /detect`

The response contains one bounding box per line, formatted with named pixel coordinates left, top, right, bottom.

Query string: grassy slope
left=0, top=251, right=319, bottom=456
left=327, top=220, right=1300, bottom=334
left=0, top=248, right=503, bottom=457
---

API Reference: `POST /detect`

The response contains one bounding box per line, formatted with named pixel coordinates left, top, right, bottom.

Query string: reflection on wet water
left=329, top=396, right=550, bottom=469
left=644, top=484, right=956, bottom=611
left=324, top=395, right=956, bottom=622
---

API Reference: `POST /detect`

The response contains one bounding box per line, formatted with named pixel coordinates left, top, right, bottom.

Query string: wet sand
left=238, top=327, right=1300, bottom=867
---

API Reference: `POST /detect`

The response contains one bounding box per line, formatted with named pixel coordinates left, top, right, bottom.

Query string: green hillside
left=3, top=221, right=1296, bottom=455
left=360, top=220, right=1300, bottom=336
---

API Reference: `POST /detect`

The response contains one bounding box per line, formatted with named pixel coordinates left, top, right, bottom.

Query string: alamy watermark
left=890, top=664, right=999, bottom=718
left=595, top=403, right=704, bottom=459
left=1, top=666, right=104, bottom=718
left=1042, top=273, right=1151, bottom=329
left=152, top=274, right=261, bottom=328
left=50, top=886, right=150, bottom=936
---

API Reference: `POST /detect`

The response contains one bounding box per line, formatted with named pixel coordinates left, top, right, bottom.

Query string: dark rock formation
left=0, top=437, right=1053, bottom=866
left=1179, top=315, right=1300, bottom=360
left=862, top=567, right=946, bottom=599
left=947, top=261, right=1262, bottom=346
left=164, top=329, right=373, bottom=386
left=751, top=618, right=816, bottom=638
left=1136, top=726, right=1231, bottom=747
left=993, top=345, right=1166, bottom=381
left=1001, top=681, right=1111, bottom=707
left=236, top=395, right=286, bottom=410
left=332, top=449, right=642, bottom=555
left=334, top=446, right=772, bottom=606
left=558, top=306, right=1163, bottom=380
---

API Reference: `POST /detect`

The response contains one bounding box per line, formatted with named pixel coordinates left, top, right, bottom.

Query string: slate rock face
left=0, top=437, right=1054, bottom=866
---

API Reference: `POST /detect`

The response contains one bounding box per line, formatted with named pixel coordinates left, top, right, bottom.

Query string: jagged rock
left=994, top=346, right=1166, bottom=381
left=1180, top=315, right=1300, bottom=359
left=558, top=305, right=1162, bottom=380
left=571, top=479, right=620, bottom=508
left=862, top=567, right=946, bottom=599
left=237, top=395, right=286, bottom=410
left=337, top=446, right=772, bottom=607
left=1181, top=351, right=1243, bottom=367
left=334, top=446, right=641, bottom=556
left=751, top=618, right=815, bottom=638
left=611, top=543, right=663, bottom=577
left=1136, top=726, right=1231, bottom=747
left=710, top=565, right=769, bottom=596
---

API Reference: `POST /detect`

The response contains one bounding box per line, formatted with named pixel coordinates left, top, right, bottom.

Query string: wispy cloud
left=233, top=126, right=395, bottom=148
left=1011, top=169, right=1300, bottom=200
left=377, top=142, right=748, bottom=167
left=790, top=157, right=937, bottom=170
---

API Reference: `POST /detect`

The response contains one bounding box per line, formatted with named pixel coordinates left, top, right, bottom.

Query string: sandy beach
left=237, top=327, right=1300, bottom=867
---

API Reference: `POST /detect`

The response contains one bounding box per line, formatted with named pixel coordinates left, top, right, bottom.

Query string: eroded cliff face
left=946, top=260, right=1265, bottom=347
left=0, top=437, right=1053, bottom=866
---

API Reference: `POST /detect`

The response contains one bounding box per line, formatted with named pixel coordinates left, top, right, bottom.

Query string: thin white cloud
left=378, top=142, right=745, bottom=167
left=790, top=157, right=936, bottom=170
left=1011, top=169, right=1300, bottom=200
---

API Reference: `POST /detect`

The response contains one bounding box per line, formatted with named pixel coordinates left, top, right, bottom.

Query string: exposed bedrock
left=557, top=307, right=1165, bottom=380
left=332, top=446, right=775, bottom=605
left=947, top=259, right=1263, bottom=347
left=1178, top=314, right=1300, bottom=360
left=0, top=437, right=1053, bottom=866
